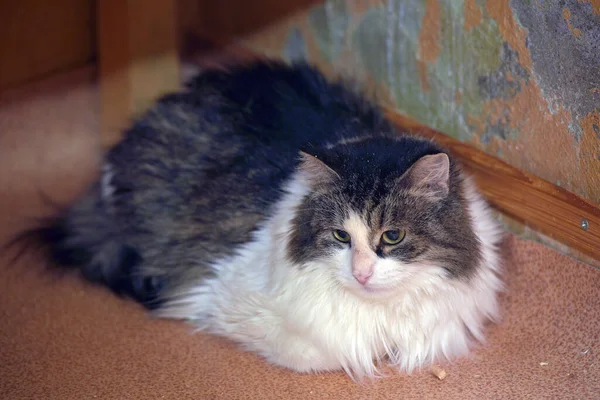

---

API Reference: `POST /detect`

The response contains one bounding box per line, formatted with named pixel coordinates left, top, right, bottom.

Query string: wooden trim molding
left=385, top=111, right=600, bottom=264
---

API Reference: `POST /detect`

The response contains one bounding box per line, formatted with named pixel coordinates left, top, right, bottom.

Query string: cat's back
left=184, top=60, right=389, bottom=149
left=106, top=61, right=392, bottom=217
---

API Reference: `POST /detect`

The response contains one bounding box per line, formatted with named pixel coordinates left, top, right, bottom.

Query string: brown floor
left=0, top=68, right=599, bottom=400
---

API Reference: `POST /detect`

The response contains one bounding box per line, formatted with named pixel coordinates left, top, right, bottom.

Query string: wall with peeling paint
left=241, top=0, right=600, bottom=206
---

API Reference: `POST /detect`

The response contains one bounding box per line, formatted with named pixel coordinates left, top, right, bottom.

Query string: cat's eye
left=332, top=229, right=351, bottom=243
left=381, top=229, right=405, bottom=245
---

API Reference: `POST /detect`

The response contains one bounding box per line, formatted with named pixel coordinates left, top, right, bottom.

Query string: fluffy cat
left=16, top=60, right=504, bottom=379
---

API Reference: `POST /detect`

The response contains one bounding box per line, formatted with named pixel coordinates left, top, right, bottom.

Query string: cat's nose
left=353, top=270, right=373, bottom=285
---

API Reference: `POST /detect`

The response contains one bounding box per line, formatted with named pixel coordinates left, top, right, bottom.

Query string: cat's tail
left=4, top=184, right=162, bottom=309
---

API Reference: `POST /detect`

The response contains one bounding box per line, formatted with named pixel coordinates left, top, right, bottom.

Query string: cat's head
left=287, top=136, right=482, bottom=299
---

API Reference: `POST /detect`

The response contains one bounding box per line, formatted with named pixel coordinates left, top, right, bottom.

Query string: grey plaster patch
left=478, top=42, right=530, bottom=101
left=511, top=0, right=600, bottom=141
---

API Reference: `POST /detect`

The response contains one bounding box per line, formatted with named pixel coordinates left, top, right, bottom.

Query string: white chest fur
left=156, top=173, right=503, bottom=379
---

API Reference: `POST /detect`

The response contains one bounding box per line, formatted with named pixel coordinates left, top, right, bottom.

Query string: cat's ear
left=401, top=153, right=450, bottom=199
left=298, top=151, right=340, bottom=185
